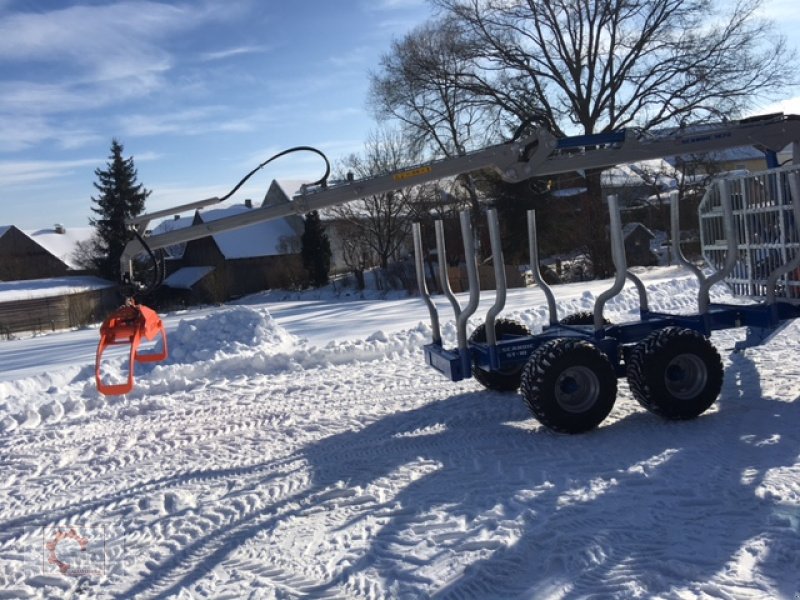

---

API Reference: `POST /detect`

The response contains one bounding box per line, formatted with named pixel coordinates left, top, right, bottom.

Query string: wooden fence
left=0, top=288, right=118, bottom=338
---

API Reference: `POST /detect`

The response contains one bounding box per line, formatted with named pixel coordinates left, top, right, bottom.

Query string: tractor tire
left=520, top=338, right=618, bottom=434
left=469, top=319, right=531, bottom=392
left=559, top=311, right=610, bottom=326
left=626, top=327, right=723, bottom=420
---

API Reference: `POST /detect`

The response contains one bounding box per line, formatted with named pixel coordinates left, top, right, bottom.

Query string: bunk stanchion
left=766, top=170, right=800, bottom=304
left=593, top=195, right=627, bottom=330
left=456, top=211, right=480, bottom=377
left=625, top=271, right=649, bottom=316
left=484, top=209, right=507, bottom=370
left=699, top=179, right=738, bottom=315
left=412, top=222, right=441, bottom=346
left=527, top=210, right=558, bottom=326
left=435, top=219, right=461, bottom=321
left=95, top=301, right=168, bottom=396
left=670, top=190, right=705, bottom=282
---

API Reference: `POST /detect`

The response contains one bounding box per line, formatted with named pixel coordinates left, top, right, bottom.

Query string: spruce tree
left=301, top=210, right=332, bottom=287
left=88, top=139, right=151, bottom=281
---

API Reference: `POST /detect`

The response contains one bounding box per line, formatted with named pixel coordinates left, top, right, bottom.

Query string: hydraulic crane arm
left=120, top=113, right=800, bottom=282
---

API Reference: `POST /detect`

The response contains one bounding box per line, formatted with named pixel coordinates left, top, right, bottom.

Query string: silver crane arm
left=120, top=113, right=800, bottom=284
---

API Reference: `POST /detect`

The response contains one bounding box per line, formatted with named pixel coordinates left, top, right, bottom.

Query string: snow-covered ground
left=1, top=266, right=800, bottom=599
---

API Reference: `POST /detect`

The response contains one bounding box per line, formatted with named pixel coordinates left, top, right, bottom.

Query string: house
left=154, top=187, right=306, bottom=303
left=0, top=225, right=117, bottom=334
left=622, top=222, right=658, bottom=267
left=0, top=276, right=117, bottom=336
left=0, top=224, right=94, bottom=281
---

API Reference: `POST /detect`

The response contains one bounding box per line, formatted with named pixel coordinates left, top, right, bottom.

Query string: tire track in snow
left=2, top=364, right=466, bottom=516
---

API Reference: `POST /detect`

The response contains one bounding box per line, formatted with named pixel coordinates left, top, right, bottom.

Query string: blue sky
left=0, top=0, right=433, bottom=228
left=1, top=0, right=798, bottom=230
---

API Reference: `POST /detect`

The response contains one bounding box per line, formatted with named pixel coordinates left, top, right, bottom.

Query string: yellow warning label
left=393, top=165, right=433, bottom=182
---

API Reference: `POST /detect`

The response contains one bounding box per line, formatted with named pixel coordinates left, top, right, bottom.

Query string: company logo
left=42, top=526, right=106, bottom=578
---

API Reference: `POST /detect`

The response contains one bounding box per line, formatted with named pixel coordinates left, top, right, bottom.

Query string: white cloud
left=120, top=107, right=265, bottom=138
left=0, top=158, right=100, bottom=187
left=201, top=45, right=270, bottom=62
left=0, top=113, right=102, bottom=152
left=364, top=0, right=427, bottom=11
left=0, top=3, right=186, bottom=78
left=757, top=0, right=800, bottom=24
left=750, top=95, right=800, bottom=117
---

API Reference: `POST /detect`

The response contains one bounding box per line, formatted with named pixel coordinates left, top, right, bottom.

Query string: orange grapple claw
left=95, top=302, right=168, bottom=395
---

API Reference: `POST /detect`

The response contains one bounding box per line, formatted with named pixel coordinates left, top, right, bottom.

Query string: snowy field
left=1, top=266, right=800, bottom=599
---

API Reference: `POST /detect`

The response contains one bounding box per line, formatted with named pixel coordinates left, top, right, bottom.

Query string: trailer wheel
left=559, top=311, right=610, bottom=326
left=469, top=319, right=531, bottom=392
left=520, top=338, right=617, bottom=433
left=626, top=327, right=723, bottom=420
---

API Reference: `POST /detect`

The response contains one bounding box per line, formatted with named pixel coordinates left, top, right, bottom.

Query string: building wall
left=625, top=227, right=657, bottom=266
left=0, top=227, right=69, bottom=281
left=173, top=234, right=306, bottom=303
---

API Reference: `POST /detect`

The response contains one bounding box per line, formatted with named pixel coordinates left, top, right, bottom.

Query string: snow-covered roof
left=551, top=187, right=587, bottom=198
left=163, top=266, right=214, bottom=289
left=266, top=179, right=309, bottom=206
left=150, top=198, right=302, bottom=260
left=23, top=226, right=94, bottom=270
left=623, top=222, right=655, bottom=239
left=150, top=215, right=195, bottom=259
left=0, top=275, right=113, bottom=302
left=198, top=204, right=301, bottom=259
left=602, top=159, right=678, bottom=189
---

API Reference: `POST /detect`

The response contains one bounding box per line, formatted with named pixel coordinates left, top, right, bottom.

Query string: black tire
left=559, top=311, right=610, bottom=326
left=626, top=327, right=723, bottom=420
left=520, top=338, right=618, bottom=433
left=469, top=319, right=531, bottom=392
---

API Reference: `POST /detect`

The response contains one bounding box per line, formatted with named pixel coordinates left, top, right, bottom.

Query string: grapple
left=95, top=301, right=168, bottom=395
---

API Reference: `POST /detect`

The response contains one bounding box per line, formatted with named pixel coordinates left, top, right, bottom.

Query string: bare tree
left=370, top=18, right=512, bottom=256
left=413, top=0, right=796, bottom=275
left=332, top=129, right=429, bottom=274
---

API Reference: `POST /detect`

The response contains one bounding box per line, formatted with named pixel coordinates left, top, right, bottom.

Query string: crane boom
left=98, top=112, right=800, bottom=396
left=120, top=113, right=800, bottom=281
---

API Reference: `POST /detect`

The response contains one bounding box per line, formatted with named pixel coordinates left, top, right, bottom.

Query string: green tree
left=301, top=210, right=332, bottom=287
left=87, top=139, right=151, bottom=281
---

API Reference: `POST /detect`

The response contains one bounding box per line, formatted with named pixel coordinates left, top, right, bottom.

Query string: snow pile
left=165, top=306, right=298, bottom=363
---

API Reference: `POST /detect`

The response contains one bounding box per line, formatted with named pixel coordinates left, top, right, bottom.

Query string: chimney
left=244, top=198, right=253, bottom=208
left=54, top=224, right=65, bottom=234
left=174, top=214, right=180, bottom=220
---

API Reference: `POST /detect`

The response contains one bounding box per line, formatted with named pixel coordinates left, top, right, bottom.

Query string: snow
left=1, top=266, right=800, bottom=599
left=24, top=226, right=94, bottom=270
left=0, top=275, right=113, bottom=302
left=150, top=199, right=302, bottom=260
left=162, top=266, right=214, bottom=289
left=202, top=204, right=300, bottom=258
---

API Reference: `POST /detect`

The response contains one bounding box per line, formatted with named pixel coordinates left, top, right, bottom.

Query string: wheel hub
left=555, top=366, right=600, bottom=413
left=664, top=353, right=708, bottom=400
